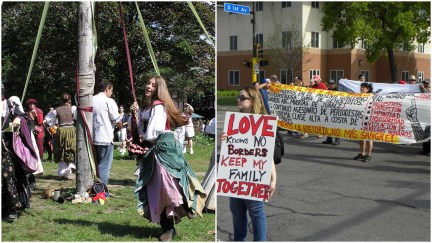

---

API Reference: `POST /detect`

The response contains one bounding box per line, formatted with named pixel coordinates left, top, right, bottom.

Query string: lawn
left=2, top=139, right=216, bottom=242
left=217, top=96, right=237, bottom=106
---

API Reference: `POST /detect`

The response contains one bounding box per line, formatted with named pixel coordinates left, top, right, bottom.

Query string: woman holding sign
left=135, top=76, right=206, bottom=242
left=221, top=86, right=277, bottom=241
left=354, top=82, right=374, bottom=162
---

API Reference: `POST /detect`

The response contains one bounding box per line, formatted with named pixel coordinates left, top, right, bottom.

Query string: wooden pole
left=76, top=2, right=94, bottom=193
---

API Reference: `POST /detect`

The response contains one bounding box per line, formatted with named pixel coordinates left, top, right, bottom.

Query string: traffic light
left=256, top=44, right=264, bottom=58
left=243, top=60, right=252, bottom=68
left=259, top=60, right=269, bottom=66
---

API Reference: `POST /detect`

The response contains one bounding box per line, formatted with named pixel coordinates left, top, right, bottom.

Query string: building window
left=333, top=39, right=342, bottom=48
left=255, top=2, right=263, bottom=11
left=282, top=2, right=291, bottom=8
left=402, top=42, right=410, bottom=51
left=360, top=70, right=369, bottom=82
left=401, top=71, right=409, bottom=82
left=282, top=31, right=292, bottom=48
left=230, top=36, right=237, bottom=51
left=361, top=38, right=368, bottom=50
left=281, top=70, right=288, bottom=84
left=280, top=69, right=293, bottom=84
left=229, top=70, right=240, bottom=86
left=258, top=70, right=266, bottom=83
left=311, top=2, right=319, bottom=9
left=311, top=32, right=319, bottom=48
left=256, top=33, right=263, bottom=46
left=309, top=69, right=320, bottom=82
left=330, top=70, right=344, bottom=84
left=418, top=71, right=424, bottom=82
left=418, top=43, right=425, bottom=53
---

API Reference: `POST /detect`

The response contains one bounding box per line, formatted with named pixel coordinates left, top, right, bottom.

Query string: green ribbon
left=22, top=1, right=50, bottom=102
left=187, top=1, right=214, bottom=45
left=135, top=2, right=160, bottom=76
left=91, top=2, right=98, bottom=65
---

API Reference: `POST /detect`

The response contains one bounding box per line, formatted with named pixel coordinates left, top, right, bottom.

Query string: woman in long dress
left=134, top=76, right=206, bottom=242
left=44, top=92, right=76, bottom=179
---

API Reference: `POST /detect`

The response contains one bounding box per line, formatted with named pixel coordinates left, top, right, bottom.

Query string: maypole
left=76, top=2, right=95, bottom=193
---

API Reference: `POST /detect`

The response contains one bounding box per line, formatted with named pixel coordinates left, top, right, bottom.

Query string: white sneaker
left=190, top=148, right=193, bottom=155
left=183, top=147, right=186, bottom=153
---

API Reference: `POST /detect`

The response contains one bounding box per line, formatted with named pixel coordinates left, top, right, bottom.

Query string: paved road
left=216, top=106, right=430, bottom=241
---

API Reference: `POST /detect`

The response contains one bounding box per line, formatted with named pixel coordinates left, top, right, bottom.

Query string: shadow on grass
left=54, top=218, right=161, bottom=239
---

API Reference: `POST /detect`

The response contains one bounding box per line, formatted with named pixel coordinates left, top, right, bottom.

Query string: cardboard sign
left=217, top=112, right=278, bottom=202
left=268, top=84, right=430, bottom=144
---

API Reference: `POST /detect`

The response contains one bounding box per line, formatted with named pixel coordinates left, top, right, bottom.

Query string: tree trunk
left=76, top=2, right=94, bottom=194
left=387, top=47, right=398, bottom=83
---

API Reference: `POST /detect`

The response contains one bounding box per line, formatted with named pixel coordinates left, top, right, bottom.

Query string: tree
left=1, top=2, right=214, bottom=110
left=76, top=2, right=94, bottom=194
left=321, top=2, right=430, bottom=82
left=265, top=17, right=310, bottom=83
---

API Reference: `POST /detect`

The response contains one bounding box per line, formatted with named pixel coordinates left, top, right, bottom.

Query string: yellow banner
left=268, top=83, right=430, bottom=144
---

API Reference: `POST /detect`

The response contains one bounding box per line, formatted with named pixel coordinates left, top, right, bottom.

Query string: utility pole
left=251, top=5, right=258, bottom=83
left=76, top=2, right=94, bottom=193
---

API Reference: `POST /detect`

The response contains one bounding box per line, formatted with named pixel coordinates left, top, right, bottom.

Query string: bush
left=217, top=90, right=239, bottom=97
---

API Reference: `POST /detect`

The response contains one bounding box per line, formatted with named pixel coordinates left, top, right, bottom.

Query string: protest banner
left=338, top=79, right=421, bottom=94
left=268, top=84, right=430, bottom=144
left=217, top=112, right=278, bottom=202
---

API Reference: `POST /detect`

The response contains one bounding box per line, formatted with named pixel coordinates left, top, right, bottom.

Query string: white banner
left=338, top=79, right=421, bottom=94
left=268, top=84, right=430, bottom=144
left=217, top=112, right=277, bottom=202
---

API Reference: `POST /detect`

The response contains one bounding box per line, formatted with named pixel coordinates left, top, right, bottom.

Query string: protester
left=183, top=103, right=195, bottom=154
left=354, top=82, right=374, bottom=162
left=117, top=105, right=129, bottom=156
left=44, top=92, right=77, bottom=179
left=93, top=81, right=121, bottom=185
left=322, top=80, right=341, bottom=145
left=291, top=77, right=305, bottom=137
left=221, top=86, right=277, bottom=241
left=359, top=74, right=366, bottom=82
left=2, top=95, right=35, bottom=222
left=269, top=74, right=280, bottom=84
left=134, top=76, right=206, bottom=242
left=311, top=75, right=327, bottom=90
left=420, top=79, right=430, bottom=93
left=418, top=78, right=430, bottom=156
left=256, top=79, right=271, bottom=114
left=408, top=75, right=417, bottom=84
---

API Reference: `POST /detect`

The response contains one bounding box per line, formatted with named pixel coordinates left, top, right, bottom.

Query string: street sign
left=224, top=3, right=250, bottom=15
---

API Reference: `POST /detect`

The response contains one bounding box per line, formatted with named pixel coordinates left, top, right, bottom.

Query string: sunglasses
left=237, top=95, right=251, bottom=101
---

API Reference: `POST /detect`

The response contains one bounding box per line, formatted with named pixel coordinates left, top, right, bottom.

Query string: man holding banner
left=218, top=86, right=277, bottom=241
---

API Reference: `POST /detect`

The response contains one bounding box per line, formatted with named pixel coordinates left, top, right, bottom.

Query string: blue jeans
left=229, top=197, right=267, bottom=241
left=95, top=144, right=114, bottom=185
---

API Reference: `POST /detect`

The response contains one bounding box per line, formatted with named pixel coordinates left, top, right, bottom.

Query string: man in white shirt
left=93, top=81, right=121, bottom=185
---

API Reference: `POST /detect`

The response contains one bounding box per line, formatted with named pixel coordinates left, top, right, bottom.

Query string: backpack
left=273, top=128, right=285, bottom=164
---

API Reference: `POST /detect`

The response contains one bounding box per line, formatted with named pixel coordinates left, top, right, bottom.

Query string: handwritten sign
left=338, top=79, right=421, bottom=94
left=268, top=84, right=430, bottom=144
left=217, top=112, right=278, bottom=202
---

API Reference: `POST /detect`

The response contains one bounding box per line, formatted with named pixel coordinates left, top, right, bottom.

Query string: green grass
left=2, top=141, right=215, bottom=241
left=217, top=96, right=237, bottom=106
left=217, top=89, right=239, bottom=97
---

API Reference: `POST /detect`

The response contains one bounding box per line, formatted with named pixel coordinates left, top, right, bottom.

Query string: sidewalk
left=217, top=105, right=237, bottom=112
